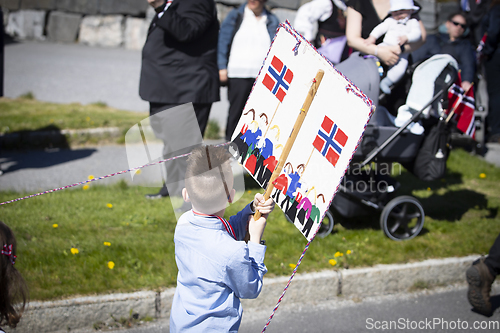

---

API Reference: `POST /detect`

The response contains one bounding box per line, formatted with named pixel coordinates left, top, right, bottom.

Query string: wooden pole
left=254, top=69, right=324, bottom=220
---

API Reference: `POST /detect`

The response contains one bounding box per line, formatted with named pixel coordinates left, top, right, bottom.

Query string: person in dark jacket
left=411, top=11, right=475, bottom=92
left=479, top=0, right=500, bottom=142
left=139, top=0, right=219, bottom=199
left=461, top=0, right=490, bottom=45
left=218, top=0, right=279, bottom=142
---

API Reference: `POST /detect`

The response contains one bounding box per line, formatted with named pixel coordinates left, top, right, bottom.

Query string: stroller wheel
left=316, top=210, right=335, bottom=238
left=380, top=196, right=424, bottom=241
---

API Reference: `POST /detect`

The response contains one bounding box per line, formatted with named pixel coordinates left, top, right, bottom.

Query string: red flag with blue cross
left=313, top=116, right=348, bottom=167
left=262, top=55, right=294, bottom=102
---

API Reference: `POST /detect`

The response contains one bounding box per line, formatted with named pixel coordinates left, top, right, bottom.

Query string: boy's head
left=183, top=145, right=235, bottom=215
left=389, top=0, right=418, bottom=20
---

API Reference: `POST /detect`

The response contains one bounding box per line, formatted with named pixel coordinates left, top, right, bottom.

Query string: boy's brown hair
left=185, top=146, right=234, bottom=214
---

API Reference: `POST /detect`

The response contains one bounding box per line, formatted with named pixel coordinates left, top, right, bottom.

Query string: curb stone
left=11, top=255, right=489, bottom=333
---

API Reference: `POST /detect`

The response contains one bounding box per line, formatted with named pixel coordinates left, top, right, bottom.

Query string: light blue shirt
left=170, top=204, right=267, bottom=332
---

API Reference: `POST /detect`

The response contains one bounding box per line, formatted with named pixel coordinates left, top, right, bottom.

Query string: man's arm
left=458, top=41, right=476, bottom=90
left=217, top=9, right=239, bottom=85
left=156, top=0, right=215, bottom=43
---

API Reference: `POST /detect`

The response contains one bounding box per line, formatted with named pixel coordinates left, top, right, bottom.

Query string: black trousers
left=226, top=78, right=254, bottom=141
left=485, top=233, right=500, bottom=278
left=149, top=102, right=211, bottom=196
left=150, top=102, right=212, bottom=136
left=485, top=49, right=500, bottom=138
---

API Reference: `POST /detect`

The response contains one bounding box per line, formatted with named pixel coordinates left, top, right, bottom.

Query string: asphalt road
left=4, top=40, right=229, bottom=129
left=87, top=285, right=500, bottom=333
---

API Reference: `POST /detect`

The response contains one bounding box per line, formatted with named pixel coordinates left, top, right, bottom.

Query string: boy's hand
left=253, top=193, right=275, bottom=218
left=248, top=215, right=267, bottom=244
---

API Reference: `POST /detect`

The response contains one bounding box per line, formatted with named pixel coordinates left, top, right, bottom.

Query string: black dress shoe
left=145, top=193, right=166, bottom=199
left=145, top=185, right=169, bottom=199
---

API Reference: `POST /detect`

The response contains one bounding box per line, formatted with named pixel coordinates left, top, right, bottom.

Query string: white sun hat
left=389, top=0, right=420, bottom=12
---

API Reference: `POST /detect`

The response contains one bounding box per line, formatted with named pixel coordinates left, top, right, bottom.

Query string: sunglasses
left=450, top=21, right=467, bottom=29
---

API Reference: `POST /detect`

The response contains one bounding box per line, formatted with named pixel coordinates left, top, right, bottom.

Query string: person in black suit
left=139, top=0, right=220, bottom=199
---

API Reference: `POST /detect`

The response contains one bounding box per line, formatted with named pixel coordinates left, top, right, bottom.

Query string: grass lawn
left=0, top=148, right=499, bottom=301
left=0, top=97, right=147, bottom=133
left=0, top=97, right=222, bottom=144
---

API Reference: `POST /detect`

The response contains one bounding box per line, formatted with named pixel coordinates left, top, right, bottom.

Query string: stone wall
left=1, top=0, right=449, bottom=50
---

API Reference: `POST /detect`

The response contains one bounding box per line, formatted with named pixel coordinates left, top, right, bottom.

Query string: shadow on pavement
left=0, top=147, right=97, bottom=174
left=0, top=125, right=70, bottom=150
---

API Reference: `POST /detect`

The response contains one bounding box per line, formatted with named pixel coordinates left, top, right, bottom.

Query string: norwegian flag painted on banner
left=313, top=116, right=348, bottom=167
left=231, top=22, right=373, bottom=240
left=262, top=55, right=294, bottom=102
left=447, top=78, right=476, bottom=138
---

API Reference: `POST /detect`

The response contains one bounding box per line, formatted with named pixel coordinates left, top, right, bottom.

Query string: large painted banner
left=230, top=22, right=374, bottom=241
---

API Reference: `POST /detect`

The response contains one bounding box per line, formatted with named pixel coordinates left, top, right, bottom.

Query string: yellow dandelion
left=427, top=187, right=431, bottom=191
left=479, top=173, right=486, bottom=179
left=334, top=251, right=343, bottom=257
left=346, top=250, right=352, bottom=255
left=103, top=242, right=111, bottom=247
left=329, top=259, right=337, bottom=266
left=82, top=184, right=89, bottom=190
left=107, top=203, right=113, bottom=208
left=108, top=261, right=115, bottom=269
left=52, top=224, right=58, bottom=228
left=70, top=248, right=79, bottom=255
left=86, top=116, right=91, bottom=122
left=289, top=263, right=296, bottom=269
left=88, top=175, right=94, bottom=180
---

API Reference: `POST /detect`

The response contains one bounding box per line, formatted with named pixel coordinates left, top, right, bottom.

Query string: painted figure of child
left=364, top=0, right=422, bottom=94
left=169, top=145, right=275, bottom=332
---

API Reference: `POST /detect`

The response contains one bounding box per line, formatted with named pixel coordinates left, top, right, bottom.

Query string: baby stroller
left=319, top=55, right=459, bottom=241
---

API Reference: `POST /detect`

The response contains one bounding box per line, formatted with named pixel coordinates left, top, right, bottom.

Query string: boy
left=170, top=145, right=275, bottom=332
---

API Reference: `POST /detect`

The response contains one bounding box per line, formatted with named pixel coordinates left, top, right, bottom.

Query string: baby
left=365, top=0, right=422, bottom=94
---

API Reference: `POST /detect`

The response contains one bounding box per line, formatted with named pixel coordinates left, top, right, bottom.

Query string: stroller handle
left=359, top=89, right=445, bottom=168
left=358, top=62, right=458, bottom=168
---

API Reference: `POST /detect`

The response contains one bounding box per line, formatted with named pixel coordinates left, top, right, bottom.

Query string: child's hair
left=0, top=221, right=28, bottom=328
left=185, top=145, right=234, bottom=214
